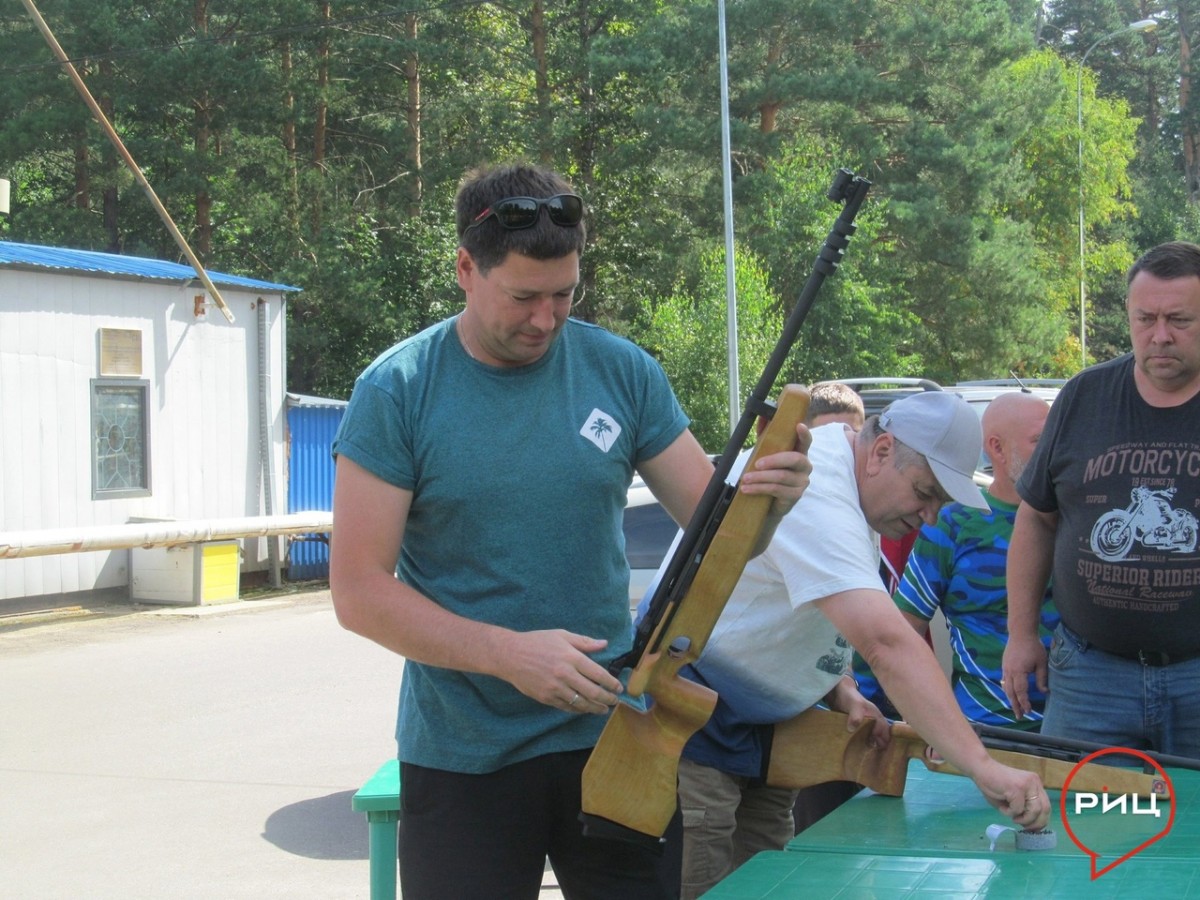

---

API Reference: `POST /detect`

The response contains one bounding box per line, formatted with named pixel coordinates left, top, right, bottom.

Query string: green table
left=702, top=850, right=1200, bottom=899
left=351, top=759, right=401, bottom=900
left=697, top=759, right=1200, bottom=898
left=788, top=758, right=1198, bottom=867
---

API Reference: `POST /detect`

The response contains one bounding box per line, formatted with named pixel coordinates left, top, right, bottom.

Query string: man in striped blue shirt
left=893, top=391, right=1058, bottom=730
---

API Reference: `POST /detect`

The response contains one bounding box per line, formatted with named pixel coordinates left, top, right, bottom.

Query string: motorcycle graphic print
left=1090, top=486, right=1200, bottom=562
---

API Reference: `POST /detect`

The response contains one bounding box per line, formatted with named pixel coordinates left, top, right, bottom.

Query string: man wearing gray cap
left=659, top=391, right=1049, bottom=899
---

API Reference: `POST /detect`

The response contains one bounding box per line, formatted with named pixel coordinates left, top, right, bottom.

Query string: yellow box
left=200, top=542, right=240, bottom=604
left=130, top=541, right=241, bottom=606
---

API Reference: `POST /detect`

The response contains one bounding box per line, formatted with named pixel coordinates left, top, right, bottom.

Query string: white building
left=0, top=241, right=299, bottom=607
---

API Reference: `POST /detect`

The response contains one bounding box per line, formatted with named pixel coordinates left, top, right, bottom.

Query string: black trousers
left=398, top=749, right=682, bottom=900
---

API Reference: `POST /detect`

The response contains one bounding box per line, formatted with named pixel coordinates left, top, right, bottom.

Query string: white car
left=847, top=377, right=1062, bottom=487
left=622, top=475, right=678, bottom=607
left=945, top=380, right=1063, bottom=483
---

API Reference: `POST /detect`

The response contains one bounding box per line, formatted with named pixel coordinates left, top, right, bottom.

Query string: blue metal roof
left=0, top=240, right=299, bottom=292
left=286, top=392, right=348, bottom=409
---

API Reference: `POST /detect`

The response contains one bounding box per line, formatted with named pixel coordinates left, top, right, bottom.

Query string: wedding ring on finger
left=568, top=692, right=580, bottom=708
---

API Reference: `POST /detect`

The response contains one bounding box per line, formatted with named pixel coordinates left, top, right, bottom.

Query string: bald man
left=889, top=391, right=1060, bottom=730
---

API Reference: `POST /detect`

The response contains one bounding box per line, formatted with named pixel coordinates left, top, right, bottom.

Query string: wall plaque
left=99, top=328, right=143, bottom=377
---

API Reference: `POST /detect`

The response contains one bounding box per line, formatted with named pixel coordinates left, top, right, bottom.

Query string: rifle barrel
left=974, top=723, right=1200, bottom=772
left=609, top=169, right=872, bottom=676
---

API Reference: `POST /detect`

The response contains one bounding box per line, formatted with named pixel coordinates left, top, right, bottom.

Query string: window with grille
left=91, top=379, right=151, bottom=498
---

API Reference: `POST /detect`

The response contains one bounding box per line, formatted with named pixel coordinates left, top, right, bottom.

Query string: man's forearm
left=870, top=635, right=993, bottom=776
left=332, top=566, right=509, bottom=672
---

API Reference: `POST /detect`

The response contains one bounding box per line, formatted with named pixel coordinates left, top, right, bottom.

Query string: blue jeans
left=1042, top=623, right=1200, bottom=758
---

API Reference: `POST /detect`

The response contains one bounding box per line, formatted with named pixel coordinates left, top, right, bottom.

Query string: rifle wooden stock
left=580, top=386, right=810, bottom=840
left=766, top=708, right=1168, bottom=798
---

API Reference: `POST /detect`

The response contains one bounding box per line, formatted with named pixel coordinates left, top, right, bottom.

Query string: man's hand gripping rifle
left=580, top=169, right=872, bottom=846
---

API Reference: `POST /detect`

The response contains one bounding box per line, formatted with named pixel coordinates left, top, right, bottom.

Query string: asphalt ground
left=0, top=586, right=566, bottom=899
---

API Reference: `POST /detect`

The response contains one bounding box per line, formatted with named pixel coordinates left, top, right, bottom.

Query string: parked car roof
left=837, top=377, right=943, bottom=419
left=943, top=382, right=1061, bottom=481
left=952, top=378, right=1066, bottom=389
left=945, top=382, right=1062, bottom=418
left=835, top=376, right=1062, bottom=485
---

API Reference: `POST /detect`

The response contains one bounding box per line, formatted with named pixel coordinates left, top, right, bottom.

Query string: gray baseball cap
left=879, top=392, right=988, bottom=510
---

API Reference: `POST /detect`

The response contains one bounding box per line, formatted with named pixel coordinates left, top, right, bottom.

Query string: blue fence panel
left=287, top=397, right=346, bottom=580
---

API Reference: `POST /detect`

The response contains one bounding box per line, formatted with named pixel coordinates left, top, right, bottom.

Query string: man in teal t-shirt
left=893, top=391, right=1057, bottom=730
left=328, top=162, right=812, bottom=900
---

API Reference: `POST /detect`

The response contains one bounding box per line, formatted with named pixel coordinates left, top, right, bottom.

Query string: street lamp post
left=717, top=0, right=739, bottom=435
left=1077, top=18, right=1158, bottom=367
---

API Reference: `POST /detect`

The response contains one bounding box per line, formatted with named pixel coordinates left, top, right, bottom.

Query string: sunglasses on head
left=465, top=193, right=584, bottom=232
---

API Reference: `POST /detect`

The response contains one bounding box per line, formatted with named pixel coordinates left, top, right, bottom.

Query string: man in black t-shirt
left=1002, top=241, right=1200, bottom=758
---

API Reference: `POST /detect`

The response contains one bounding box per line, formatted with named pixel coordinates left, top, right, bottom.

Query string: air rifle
left=765, top=708, right=1195, bottom=799
left=581, top=169, right=872, bottom=846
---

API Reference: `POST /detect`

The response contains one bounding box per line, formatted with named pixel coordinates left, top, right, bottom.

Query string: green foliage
left=737, top=134, right=917, bottom=383
left=0, top=0, right=1187, bottom=402
left=645, top=244, right=783, bottom=450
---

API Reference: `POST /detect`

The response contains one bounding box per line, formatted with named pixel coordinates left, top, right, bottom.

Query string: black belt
left=1063, top=624, right=1200, bottom=667
left=1105, top=647, right=1200, bottom=667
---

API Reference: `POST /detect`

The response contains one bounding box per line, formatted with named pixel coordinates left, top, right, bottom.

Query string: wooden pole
left=19, top=0, right=236, bottom=323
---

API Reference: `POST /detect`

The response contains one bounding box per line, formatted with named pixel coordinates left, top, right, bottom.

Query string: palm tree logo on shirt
left=580, top=408, right=622, bottom=453
left=591, top=417, right=613, bottom=446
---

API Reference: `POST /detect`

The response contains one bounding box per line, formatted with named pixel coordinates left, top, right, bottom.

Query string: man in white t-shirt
left=658, top=391, right=1052, bottom=899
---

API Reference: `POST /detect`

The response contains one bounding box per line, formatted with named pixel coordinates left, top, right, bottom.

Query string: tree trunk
left=1179, top=3, right=1200, bottom=201
left=193, top=0, right=212, bottom=257
left=314, top=2, right=330, bottom=169
left=311, top=1, right=331, bottom=236
left=531, top=0, right=551, bottom=163
left=100, top=61, right=120, bottom=252
left=71, top=63, right=89, bottom=213
left=280, top=39, right=301, bottom=239
left=572, top=0, right=598, bottom=320
left=72, top=131, right=89, bottom=210
left=760, top=31, right=782, bottom=134
left=404, top=13, right=423, bottom=212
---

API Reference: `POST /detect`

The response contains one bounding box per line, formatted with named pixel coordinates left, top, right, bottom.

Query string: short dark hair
left=455, top=163, right=587, bottom=273
left=1127, top=241, right=1200, bottom=285
left=806, top=381, right=865, bottom=425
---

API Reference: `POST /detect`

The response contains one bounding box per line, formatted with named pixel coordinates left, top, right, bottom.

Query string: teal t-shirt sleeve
left=332, top=376, right=414, bottom=490
left=610, top=336, right=689, bottom=465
